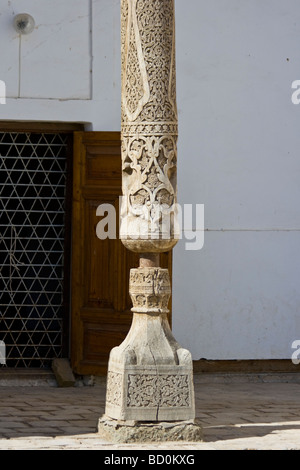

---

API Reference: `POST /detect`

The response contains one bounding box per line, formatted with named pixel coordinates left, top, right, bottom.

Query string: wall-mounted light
left=14, top=13, right=35, bottom=35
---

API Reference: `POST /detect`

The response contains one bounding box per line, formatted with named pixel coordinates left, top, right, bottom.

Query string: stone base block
left=105, top=365, right=195, bottom=421
left=98, top=415, right=203, bottom=443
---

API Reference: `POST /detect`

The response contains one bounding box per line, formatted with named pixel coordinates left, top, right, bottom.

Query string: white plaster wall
left=1, top=0, right=92, bottom=99
left=0, top=0, right=121, bottom=128
left=173, top=0, right=300, bottom=359
left=0, top=0, right=299, bottom=359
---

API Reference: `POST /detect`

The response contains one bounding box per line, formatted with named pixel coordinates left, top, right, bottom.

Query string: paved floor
left=0, top=374, right=300, bottom=450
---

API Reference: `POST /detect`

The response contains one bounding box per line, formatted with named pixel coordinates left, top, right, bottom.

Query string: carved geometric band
left=122, top=122, right=178, bottom=136
left=130, top=269, right=170, bottom=287
left=127, top=374, right=191, bottom=408
left=130, top=294, right=170, bottom=313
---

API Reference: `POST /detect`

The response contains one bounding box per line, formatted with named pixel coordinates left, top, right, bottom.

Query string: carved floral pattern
left=121, top=0, right=178, bottom=244
left=106, top=372, right=123, bottom=406
left=127, top=374, right=190, bottom=408
left=129, top=268, right=171, bottom=312
left=121, top=0, right=177, bottom=126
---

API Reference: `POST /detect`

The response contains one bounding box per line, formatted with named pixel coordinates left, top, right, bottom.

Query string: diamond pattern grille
left=0, top=133, right=69, bottom=368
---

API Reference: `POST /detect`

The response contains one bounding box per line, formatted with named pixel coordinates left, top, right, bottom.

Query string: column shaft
left=120, top=0, right=179, bottom=252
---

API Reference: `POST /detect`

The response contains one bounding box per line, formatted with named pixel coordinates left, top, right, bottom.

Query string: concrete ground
left=0, top=372, right=299, bottom=450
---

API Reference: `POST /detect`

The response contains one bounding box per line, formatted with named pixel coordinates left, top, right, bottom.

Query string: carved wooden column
left=99, top=0, right=202, bottom=441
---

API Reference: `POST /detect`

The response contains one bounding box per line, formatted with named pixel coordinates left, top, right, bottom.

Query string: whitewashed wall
left=0, top=0, right=299, bottom=360
left=174, top=0, right=300, bottom=360
left=0, top=0, right=121, bottom=128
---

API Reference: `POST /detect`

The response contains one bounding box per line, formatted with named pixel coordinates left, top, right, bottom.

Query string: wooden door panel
left=71, top=132, right=172, bottom=375
left=85, top=198, right=117, bottom=309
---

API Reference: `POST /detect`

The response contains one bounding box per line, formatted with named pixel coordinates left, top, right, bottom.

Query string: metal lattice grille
left=0, top=132, right=69, bottom=368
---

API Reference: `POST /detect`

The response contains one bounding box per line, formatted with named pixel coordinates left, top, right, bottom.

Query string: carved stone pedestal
left=104, top=267, right=195, bottom=422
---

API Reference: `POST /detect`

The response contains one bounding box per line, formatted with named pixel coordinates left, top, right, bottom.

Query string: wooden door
left=71, top=132, right=172, bottom=375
